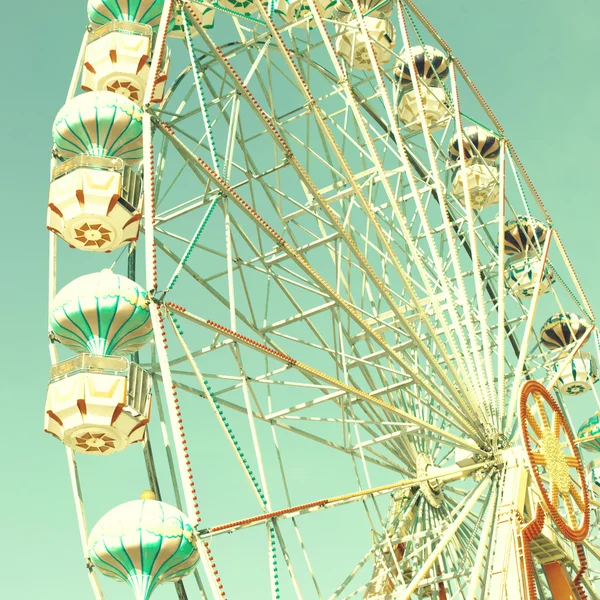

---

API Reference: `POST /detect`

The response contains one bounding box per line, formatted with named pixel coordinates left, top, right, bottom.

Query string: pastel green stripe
left=105, top=113, right=140, bottom=156
left=102, top=0, right=122, bottom=20
left=107, top=304, right=150, bottom=353
left=138, top=0, right=162, bottom=23
left=155, top=532, right=196, bottom=582
left=114, top=542, right=139, bottom=585
left=59, top=121, right=90, bottom=154
left=89, top=549, right=128, bottom=581
left=49, top=321, right=89, bottom=350
left=56, top=299, right=95, bottom=347
left=111, top=331, right=152, bottom=354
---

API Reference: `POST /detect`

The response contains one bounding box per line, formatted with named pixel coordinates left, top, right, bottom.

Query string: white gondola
left=82, top=21, right=170, bottom=104
left=398, top=86, right=449, bottom=132
left=45, top=355, right=152, bottom=455
left=448, top=126, right=501, bottom=210
left=505, top=254, right=553, bottom=299
left=395, top=45, right=450, bottom=132
left=503, top=216, right=553, bottom=299
left=47, top=156, right=142, bottom=252
left=550, top=351, right=598, bottom=396
left=336, top=15, right=395, bottom=70
left=451, top=162, right=499, bottom=209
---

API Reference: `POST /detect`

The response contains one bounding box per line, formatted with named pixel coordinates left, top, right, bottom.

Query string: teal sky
left=1, top=0, right=600, bottom=598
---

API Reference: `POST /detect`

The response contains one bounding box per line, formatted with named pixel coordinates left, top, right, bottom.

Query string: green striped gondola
left=52, top=92, right=144, bottom=165
left=88, top=0, right=174, bottom=31
left=51, top=269, right=153, bottom=356
left=578, top=413, right=600, bottom=453
left=89, top=498, right=199, bottom=600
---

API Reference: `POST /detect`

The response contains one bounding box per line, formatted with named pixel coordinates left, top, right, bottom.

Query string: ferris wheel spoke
left=156, top=124, right=487, bottom=448
left=464, top=482, right=499, bottom=600
left=162, top=284, right=436, bottom=466
left=201, top=476, right=448, bottom=540
left=302, top=1, right=488, bottom=415
left=525, top=408, right=543, bottom=442
left=169, top=305, right=484, bottom=450
left=393, top=8, right=494, bottom=414
left=394, top=475, right=492, bottom=597
left=230, top=70, right=488, bottom=438
left=171, top=375, right=407, bottom=473
left=533, top=392, right=551, bottom=430
left=187, top=5, right=489, bottom=429
left=530, top=452, right=546, bottom=467
left=447, top=62, right=497, bottom=416
left=329, top=542, right=381, bottom=600
left=333, top=496, right=423, bottom=599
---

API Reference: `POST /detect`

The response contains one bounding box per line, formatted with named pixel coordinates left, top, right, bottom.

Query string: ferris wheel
left=44, top=1, right=600, bottom=599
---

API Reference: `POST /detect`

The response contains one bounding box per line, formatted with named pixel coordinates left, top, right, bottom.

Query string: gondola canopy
left=578, top=413, right=600, bottom=453
left=394, top=45, right=449, bottom=87
left=540, top=312, right=591, bottom=352
left=448, top=125, right=501, bottom=164
left=503, top=216, right=548, bottom=256
left=87, top=0, right=173, bottom=31
left=89, top=496, right=199, bottom=600
left=52, top=92, right=144, bottom=165
left=51, top=269, right=153, bottom=356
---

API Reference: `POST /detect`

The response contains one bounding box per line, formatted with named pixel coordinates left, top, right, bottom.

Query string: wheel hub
left=540, top=427, right=571, bottom=494
left=416, top=453, right=443, bottom=508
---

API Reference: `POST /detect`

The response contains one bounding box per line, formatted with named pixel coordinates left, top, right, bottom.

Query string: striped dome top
left=578, top=413, right=600, bottom=453
left=51, top=269, right=153, bottom=356
left=540, top=312, right=591, bottom=351
left=503, top=216, right=548, bottom=256
left=89, top=499, right=199, bottom=600
left=88, top=0, right=173, bottom=32
left=394, top=45, right=449, bottom=86
left=448, top=126, right=501, bottom=163
left=52, top=92, right=144, bottom=165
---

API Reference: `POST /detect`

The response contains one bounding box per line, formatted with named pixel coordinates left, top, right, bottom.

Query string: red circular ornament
left=519, top=380, right=589, bottom=542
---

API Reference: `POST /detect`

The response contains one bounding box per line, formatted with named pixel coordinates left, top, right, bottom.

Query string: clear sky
left=1, top=0, right=600, bottom=598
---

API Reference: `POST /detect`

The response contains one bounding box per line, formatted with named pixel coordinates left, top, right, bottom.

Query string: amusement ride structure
left=44, top=0, right=600, bottom=598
